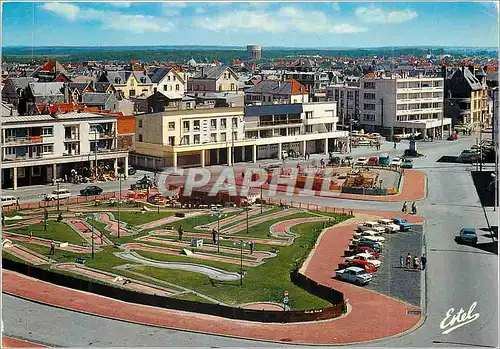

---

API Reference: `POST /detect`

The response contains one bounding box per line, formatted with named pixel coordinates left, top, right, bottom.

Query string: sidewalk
left=2, top=336, right=47, bottom=348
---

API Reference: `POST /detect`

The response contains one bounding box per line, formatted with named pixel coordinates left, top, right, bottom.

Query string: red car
left=367, top=156, right=379, bottom=166
left=447, top=134, right=458, bottom=141
left=338, top=260, right=378, bottom=273
left=357, top=246, right=381, bottom=258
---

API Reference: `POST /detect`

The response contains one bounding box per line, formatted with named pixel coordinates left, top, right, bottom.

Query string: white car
left=378, top=219, right=400, bottom=233
left=357, top=221, right=381, bottom=232
left=45, top=189, right=71, bottom=201
left=345, top=253, right=382, bottom=267
left=353, top=228, right=384, bottom=238
left=335, top=266, right=372, bottom=285
left=1, top=196, right=17, bottom=207
left=361, top=234, right=386, bottom=243
left=355, top=157, right=368, bottom=165
left=391, top=157, right=402, bottom=167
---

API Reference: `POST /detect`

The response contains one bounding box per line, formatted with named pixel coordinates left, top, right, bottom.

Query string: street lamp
left=56, top=180, right=60, bottom=213
left=233, top=239, right=246, bottom=286
left=217, top=209, right=221, bottom=254
left=117, top=173, right=125, bottom=239
left=246, top=200, right=249, bottom=234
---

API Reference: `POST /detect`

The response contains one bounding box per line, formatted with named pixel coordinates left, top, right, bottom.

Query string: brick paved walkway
left=2, top=336, right=46, bottom=348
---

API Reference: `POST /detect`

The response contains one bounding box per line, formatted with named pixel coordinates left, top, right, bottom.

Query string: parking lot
left=364, top=225, right=424, bottom=307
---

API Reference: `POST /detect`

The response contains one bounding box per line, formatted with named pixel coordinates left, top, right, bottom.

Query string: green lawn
left=127, top=215, right=349, bottom=309
left=170, top=292, right=215, bottom=303
left=167, top=211, right=240, bottom=232
left=14, top=221, right=86, bottom=246
left=112, top=211, right=175, bottom=226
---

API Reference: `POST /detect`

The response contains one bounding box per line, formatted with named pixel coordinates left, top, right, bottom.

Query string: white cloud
left=355, top=6, right=418, bottom=24
left=330, top=2, right=340, bottom=11
left=109, top=2, right=131, bottom=8
left=42, top=3, right=173, bottom=33
left=41, top=2, right=80, bottom=20
left=162, top=2, right=186, bottom=17
left=196, top=5, right=365, bottom=34
left=194, top=7, right=206, bottom=14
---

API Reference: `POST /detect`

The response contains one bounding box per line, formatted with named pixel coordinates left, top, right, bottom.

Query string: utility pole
left=118, top=173, right=122, bottom=239
left=56, top=181, right=60, bottom=213
left=240, top=240, right=244, bottom=286
left=246, top=201, right=249, bottom=234
left=217, top=211, right=221, bottom=254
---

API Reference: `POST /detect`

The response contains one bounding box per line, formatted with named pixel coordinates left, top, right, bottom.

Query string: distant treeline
left=2, top=46, right=497, bottom=64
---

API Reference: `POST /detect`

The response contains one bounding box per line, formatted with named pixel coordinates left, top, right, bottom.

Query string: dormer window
left=140, top=77, right=147, bottom=83
left=114, top=77, right=121, bottom=84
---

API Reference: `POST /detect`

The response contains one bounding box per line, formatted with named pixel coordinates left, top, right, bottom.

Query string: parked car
left=80, top=186, right=103, bottom=196
left=367, top=156, right=379, bottom=166
left=130, top=176, right=153, bottom=190
left=391, top=157, right=402, bottom=167
left=329, top=156, right=341, bottom=166
left=447, top=134, right=458, bottom=141
left=356, top=239, right=383, bottom=250
left=335, top=266, right=373, bottom=285
left=392, top=217, right=412, bottom=231
left=455, top=227, right=478, bottom=246
left=356, top=246, right=381, bottom=257
left=360, top=233, right=386, bottom=243
left=355, top=157, right=368, bottom=165
left=1, top=196, right=17, bottom=207
left=377, top=218, right=400, bottom=233
left=45, top=189, right=71, bottom=201
left=339, top=260, right=378, bottom=273
left=344, top=253, right=382, bottom=267
left=357, top=221, right=382, bottom=232
left=401, top=158, right=414, bottom=169
left=379, top=153, right=390, bottom=166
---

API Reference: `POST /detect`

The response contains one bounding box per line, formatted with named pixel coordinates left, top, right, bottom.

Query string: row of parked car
left=354, top=155, right=414, bottom=169
left=334, top=217, right=412, bottom=286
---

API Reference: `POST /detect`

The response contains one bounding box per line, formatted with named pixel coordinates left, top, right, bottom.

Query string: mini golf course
left=2, top=200, right=352, bottom=309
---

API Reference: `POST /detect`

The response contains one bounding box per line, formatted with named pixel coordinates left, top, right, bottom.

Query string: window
left=168, top=136, right=175, bottom=146
left=170, top=86, right=173, bottom=91
left=340, top=91, right=344, bottom=99
left=233, top=132, right=237, bottom=141
left=210, top=133, right=217, bottom=142
left=363, top=114, right=375, bottom=121
left=32, top=167, right=41, bottom=176
left=164, top=85, right=168, bottom=91
left=175, top=84, right=180, bottom=91
left=364, top=93, right=375, bottom=100
left=434, top=81, right=441, bottom=87
left=183, top=121, right=190, bottom=132
left=181, top=135, right=190, bottom=145
left=138, top=120, right=143, bottom=128
left=18, top=168, right=25, bottom=178
left=232, top=118, right=238, bottom=128
left=42, top=145, right=53, bottom=153
left=231, top=83, right=235, bottom=91
left=432, top=102, right=441, bottom=108
left=193, top=120, right=200, bottom=131
left=210, top=119, right=217, bottom=130
left=154, top=87, right=157, bottom=93
left=140, top=77, right=147, bottom=83
left=364, top=103, right=376, bottom=110
left=42, top=127, right=53, bottom=136
left=130, top=79, right=135, bottom=86
left=129, top=90, right=136, bottom=97
left=173, top=75, right=176, bottom=81
left=305, top=111, right=313, bottom=119
left=167, top=76, right=171, bottom=81
left=220, top=133, right=226, bottom=142
left=220, top=119, right=227, bottom=129
left=138, top=134, right=143, bottom=142
left=194, top=134, right=200, bottom=144
left=347, top=91, right=353, bottom=99
left=168, top=122, right=175, bottom=131
left=363, top=82, right=375, bottom=89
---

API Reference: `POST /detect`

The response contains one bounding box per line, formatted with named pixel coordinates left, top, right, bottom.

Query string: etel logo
left=440, top=301, right=480, bottom=335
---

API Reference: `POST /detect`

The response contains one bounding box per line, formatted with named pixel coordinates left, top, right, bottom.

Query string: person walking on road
left=412, top=202, right=417, bottom=215
left=420, top=254, right=427, bottom=270
left=49, top=240, right=55, bottom=255
left=249, top=241, right=254, bottom=255
left=178, top=225, right=183, bottom=241
left=406, top=253, right=412, bottom=268
left=29, top=231, right=33, bottom=240
left=402, top=201, right=408, bottom=214
left=400, top=255, right=404, bottom=268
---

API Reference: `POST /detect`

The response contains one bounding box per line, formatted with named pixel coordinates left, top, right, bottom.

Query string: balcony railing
left=4, top=136, right=44, bottom=144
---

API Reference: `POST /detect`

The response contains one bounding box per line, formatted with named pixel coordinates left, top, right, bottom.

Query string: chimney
left=441, top=66, right=447, bottom=79
left=468, top=65, right=475, bottom=75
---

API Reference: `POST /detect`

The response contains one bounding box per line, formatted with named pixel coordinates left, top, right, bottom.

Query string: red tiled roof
left=41, top=61, right=56, bottom=71
left=284, top=79, right=308, bottom=94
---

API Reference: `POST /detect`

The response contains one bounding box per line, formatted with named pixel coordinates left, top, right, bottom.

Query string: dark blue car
left=393, top=217, right=412, bottom=231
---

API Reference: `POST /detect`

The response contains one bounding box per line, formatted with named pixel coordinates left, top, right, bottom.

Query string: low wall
left=2, top=258, right=345, bottom=323
left=341, top=187, right=389, bottom=196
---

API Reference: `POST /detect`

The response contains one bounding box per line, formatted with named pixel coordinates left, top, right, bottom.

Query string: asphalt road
left=3, top=135, right=498, bottom=347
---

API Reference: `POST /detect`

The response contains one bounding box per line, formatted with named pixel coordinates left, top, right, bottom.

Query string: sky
left=2, top=1, right=499, bottom=48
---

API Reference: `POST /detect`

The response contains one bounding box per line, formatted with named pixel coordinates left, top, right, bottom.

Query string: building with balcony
left=1, top=112, right=129, bottom=190
left=358, top=74, right=451, bottom=138
left=327, top=83, right=360, bottom=127
left=131, top=102, right=348, bottom=170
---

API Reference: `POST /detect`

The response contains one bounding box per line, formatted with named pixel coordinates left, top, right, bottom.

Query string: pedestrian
left=249, top=241, right=254, bottom=254
left=413, top=256, right=420, bottom=270
left=212, top=228, right=217, bottom=245
left=399, top=255, right=404, bottom=268
left=178, top=225, right=183, bottom=241
left=49, top=240, right=55, bottom=255
left=16, top=197, right=20, bottom=209
left=1, top=213, right=5, bottom=227
left=411, top=202, right=417, bottom=215
left=29, top=230, right=33, bottom=240
left=420, top=254, right=427, bottom=270
left=402, top=201, right=408, bottom=214
left=393, top=141, right=397, bottom=149
left=320, top=158, right=325, bottom=168
left=406, top=253, right=412, bottom=268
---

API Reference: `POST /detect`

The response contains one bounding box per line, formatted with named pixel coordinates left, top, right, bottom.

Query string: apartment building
left=244, top=102, right=348, bottom=159
left=245, top=79, right=309, bottom=106
left=1, top=112, right=129, bottom=190
left=132, top=102, right=348, bottom=170
left=327, top=83, right=360, bottom=127
left=132, top=107, right=250, bottom=169
left=358, top=74, right=451, bottom=138
left=443, top=66, right=490, bottom=129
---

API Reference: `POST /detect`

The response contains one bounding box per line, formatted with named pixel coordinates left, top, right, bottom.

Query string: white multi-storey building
left=132, top=102, right=348, bottom=170
left=1, top=112, right=129, bottom=190
left=327, top=83, right=360, bottom=127
left=359, top=74, right=452, bottom=138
